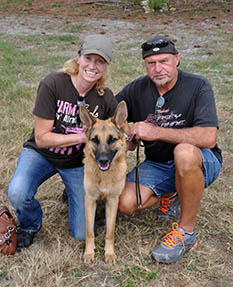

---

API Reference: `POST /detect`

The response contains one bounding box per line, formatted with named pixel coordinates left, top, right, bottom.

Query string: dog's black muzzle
left=95, top=150, right=117, bottom=172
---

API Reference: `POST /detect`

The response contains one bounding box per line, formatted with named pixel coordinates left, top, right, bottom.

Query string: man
left=116, top=35, right=222, bottom=264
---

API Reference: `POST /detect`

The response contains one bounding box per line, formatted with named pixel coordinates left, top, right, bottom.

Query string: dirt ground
left=0, top=1, right=233, bottom=58
left=1, top=0, right=233, bottom=28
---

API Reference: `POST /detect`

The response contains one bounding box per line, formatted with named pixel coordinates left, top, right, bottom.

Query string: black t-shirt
left=116, top=69, right=222, bottom=163
left=24, top=72, right=118, bottom=168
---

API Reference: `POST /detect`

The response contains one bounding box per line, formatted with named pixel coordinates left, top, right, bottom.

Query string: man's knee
left=118, top=188, right=136, bottom=215
left=174, top=143, right=202, bottom=174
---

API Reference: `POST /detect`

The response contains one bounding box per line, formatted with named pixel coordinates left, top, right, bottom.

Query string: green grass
left=0, top=33, right=81, bottom=148
left=116, top=266, right=159, bottom=286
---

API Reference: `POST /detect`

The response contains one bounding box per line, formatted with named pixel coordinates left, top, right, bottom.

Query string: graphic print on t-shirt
left=48, top=100, right=84, bottom=156
left=48, top=99, right=101, bottom=156
left=145, top=108, right=186, bottom=128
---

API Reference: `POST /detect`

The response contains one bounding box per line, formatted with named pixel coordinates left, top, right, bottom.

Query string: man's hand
left=131, top=122, right=158, bottom=141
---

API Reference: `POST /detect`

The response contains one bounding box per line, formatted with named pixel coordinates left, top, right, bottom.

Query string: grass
left=0, top=2, right=233, bottom=287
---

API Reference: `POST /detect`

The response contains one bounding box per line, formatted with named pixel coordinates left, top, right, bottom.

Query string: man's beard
left=151, top=73, right=170, bottom=86
left=153, top=77, right=169, bottom=86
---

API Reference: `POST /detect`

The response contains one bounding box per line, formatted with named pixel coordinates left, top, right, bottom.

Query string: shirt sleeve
left=33, top=79, right=57, bottom=120
left=193, top=78, right=219, bottom=127
left=115, top=82, right=135, bottom=122
left=107, top=90, right=118, bottom=118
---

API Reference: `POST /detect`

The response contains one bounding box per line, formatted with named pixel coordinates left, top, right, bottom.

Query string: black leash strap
left=136, top=140, right=142, bottom=208
left=134, top=139, right=158, bottom=209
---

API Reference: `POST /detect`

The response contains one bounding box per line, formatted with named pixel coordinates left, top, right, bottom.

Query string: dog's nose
left=99, top=160, right=109, bottom=166
left=97, top=152, right=109, bottom=162
left=96, top=152, right=111, bottom=171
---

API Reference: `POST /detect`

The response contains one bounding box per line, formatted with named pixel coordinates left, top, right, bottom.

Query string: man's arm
left=131, top=122, right=217, bottom=149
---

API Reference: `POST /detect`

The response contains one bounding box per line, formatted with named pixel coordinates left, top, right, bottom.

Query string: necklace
left=71, top=74, right=94, bottom=99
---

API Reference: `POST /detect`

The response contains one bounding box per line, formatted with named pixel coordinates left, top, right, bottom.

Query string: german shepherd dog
left=79, top=101, right=128, bottom=264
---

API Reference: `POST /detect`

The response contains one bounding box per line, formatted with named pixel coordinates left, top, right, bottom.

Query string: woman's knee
left=7, top=177, right=29, bottom=207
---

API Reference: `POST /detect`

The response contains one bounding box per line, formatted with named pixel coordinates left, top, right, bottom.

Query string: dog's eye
left=91, top=136, right=100, bottom=145
left=107, top=135, right=117, bottom=145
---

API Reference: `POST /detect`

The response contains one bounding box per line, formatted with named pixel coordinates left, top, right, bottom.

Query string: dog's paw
left=105, top=252, right=116, bottom=264
left=84, top=252, right=95, bottom=264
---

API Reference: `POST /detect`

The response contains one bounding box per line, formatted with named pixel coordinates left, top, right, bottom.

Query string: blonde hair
left=59, top=57, right=109, bottom=96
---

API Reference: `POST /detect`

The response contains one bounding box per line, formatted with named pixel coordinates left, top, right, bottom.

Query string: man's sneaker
left=154, top=193, right=180, bottom=221
left=16, top=226, right=37, bottom=250
left=151, top=222, right=198, bottom=264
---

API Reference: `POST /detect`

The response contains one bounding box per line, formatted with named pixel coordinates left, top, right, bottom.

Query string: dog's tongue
left=99, top=161, right=110, bottom=171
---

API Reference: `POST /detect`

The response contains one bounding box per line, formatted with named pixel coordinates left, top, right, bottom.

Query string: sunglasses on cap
left=141, top=39, right=175, bottom=51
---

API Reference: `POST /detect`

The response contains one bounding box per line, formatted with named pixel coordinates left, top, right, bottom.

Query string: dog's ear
left=79, top=104, right=96, bottom=129
left=112, top=100, right=128, bottom=129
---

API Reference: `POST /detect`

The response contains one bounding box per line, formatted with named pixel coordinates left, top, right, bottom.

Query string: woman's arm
left=34, top=115, right=87, bottom=148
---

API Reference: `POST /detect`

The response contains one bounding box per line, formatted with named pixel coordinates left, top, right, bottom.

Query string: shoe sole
left=155, top=214, right=179, bottom=221
left=151, top=241, right=198, bottom=264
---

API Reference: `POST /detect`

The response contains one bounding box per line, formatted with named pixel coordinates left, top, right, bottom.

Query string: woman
left=7, top=34, right=118, bottom=249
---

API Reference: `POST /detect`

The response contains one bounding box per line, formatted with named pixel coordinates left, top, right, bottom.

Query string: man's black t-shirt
left=116, top=69, right=222, bottom=163
left=24, top=72, right=118, bottom=168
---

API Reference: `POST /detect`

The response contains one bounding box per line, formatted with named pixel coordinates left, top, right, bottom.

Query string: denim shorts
left=126, top=148, right=222, bottom=197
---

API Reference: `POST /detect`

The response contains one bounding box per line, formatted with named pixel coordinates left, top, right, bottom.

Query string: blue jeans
left=7, top=148, right=86, bottom=241
left=126, top=148, right=222, bottom=197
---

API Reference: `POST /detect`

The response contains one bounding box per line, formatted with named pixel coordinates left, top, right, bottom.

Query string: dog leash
left=135, top=139, right=158, bottom=209
left=125, top=133, right=157, bottom=209
left=135, top=140, right=142, bottom=208
left=125, top=133, right=143, bottom=209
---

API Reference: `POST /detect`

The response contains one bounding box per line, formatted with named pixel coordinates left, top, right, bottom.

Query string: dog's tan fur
left=79, top=101, right=128, bottom=264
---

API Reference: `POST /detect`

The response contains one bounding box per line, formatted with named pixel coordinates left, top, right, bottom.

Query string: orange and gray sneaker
left=151, top=222, right=198, bottom=264
left=154, top=193, right=180, bottom=221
